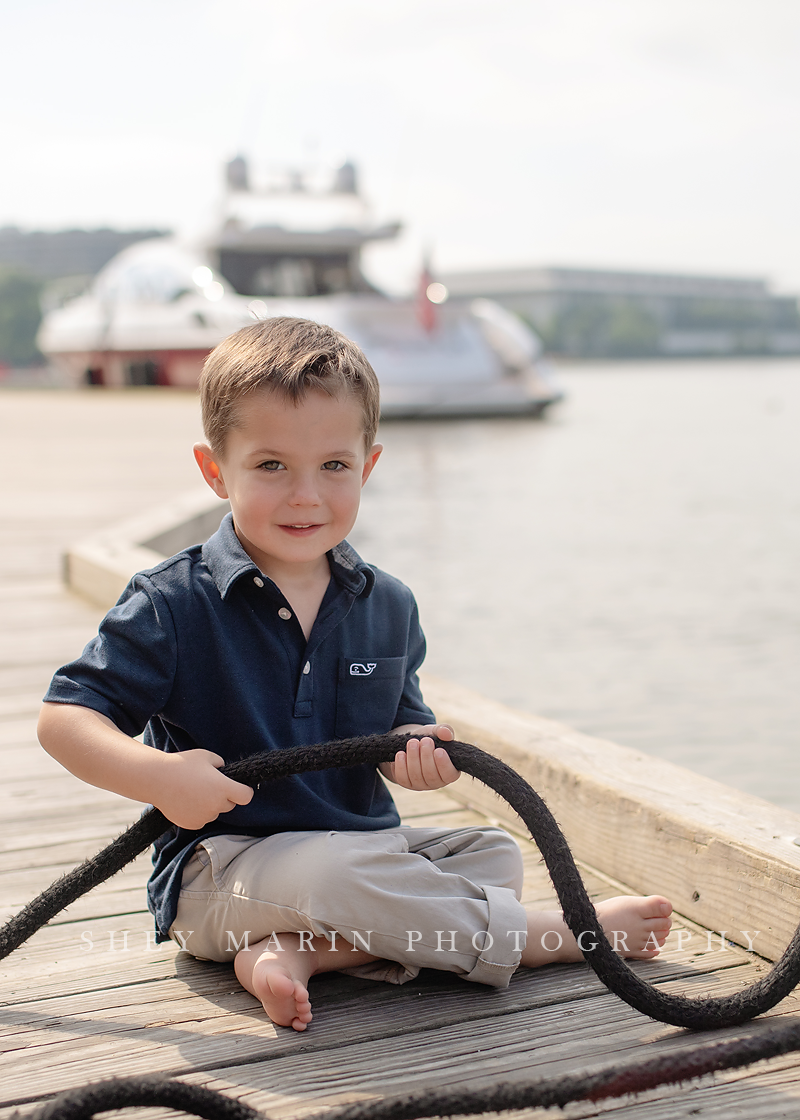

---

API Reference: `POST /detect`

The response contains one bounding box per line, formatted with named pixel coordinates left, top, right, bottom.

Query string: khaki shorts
left=170, top=825, right=526, bottom=988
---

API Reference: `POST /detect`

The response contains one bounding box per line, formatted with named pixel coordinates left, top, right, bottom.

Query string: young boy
left=38, top=317, right=672, bottom=1032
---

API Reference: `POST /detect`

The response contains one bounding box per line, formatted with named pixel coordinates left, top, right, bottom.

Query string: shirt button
left=253, top=576, right=264, bottom=588
left=278, top=607, right=292, bottom=620
left=302, top=661, right=311, bottom=675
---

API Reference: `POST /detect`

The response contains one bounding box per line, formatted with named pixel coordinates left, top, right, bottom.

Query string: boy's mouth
left=280, top=523, right=322, bottom=536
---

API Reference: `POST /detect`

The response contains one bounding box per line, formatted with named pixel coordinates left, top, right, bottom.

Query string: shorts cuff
left=464, top=884, right=527, bottom=989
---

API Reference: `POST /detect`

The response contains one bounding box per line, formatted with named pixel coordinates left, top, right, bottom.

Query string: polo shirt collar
left=202, top=512, right=374, bottom=600
left=329, top=538, right=376, bottom=597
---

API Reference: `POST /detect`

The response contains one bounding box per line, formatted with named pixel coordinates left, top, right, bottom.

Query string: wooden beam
left=64, top=491, right=228, bottom=608
left=423, top=673, right=800, bottom=963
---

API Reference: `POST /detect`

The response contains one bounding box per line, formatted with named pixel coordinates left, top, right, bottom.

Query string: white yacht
left=38, top=159, right=562, bottom=416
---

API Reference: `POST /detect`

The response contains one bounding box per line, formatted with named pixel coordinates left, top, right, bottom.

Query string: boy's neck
left=258, top=554, right=332, bottom=642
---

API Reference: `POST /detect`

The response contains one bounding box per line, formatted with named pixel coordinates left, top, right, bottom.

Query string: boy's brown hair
left=200, top=317, right=381, bottom=455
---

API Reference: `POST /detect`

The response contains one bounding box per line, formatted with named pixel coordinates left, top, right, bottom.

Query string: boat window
left=218, top=251, right=361, bottom=297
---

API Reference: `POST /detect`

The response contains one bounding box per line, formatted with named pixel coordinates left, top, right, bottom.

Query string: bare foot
left=520, top=894, right=673, bottom=968
left=234, top=932, right=379, bottom=1031
left=252, top=960, right=313, bottom=1031
left=233, top=934, right=316, bottom=1030
left=595, top=895, right=673, bottom=959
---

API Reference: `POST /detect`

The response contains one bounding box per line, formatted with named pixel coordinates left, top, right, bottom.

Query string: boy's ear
left=193, top=443, right=229, bottom=498
left=361, top=443, right=383, bottom=486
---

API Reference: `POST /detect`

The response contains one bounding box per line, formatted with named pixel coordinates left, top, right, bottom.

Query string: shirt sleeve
left=43, top=574, right=178, bottom=738
left=393, top=596, right=436, bottom=728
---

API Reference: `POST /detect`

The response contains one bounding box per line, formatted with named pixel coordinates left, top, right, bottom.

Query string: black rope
left=22, top=1076, right=260, bottom=1120
left=6, top=735, right=800, bottom=1116
left=16, top=1019, right=800, bottom=1119
left=3, top=734, right=798, bottom=1029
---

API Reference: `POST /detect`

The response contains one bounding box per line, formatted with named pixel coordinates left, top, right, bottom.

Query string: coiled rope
left=5, top=734, right=800, bottom=1117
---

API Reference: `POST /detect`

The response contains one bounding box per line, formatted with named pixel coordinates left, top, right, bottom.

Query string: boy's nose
left=288, top=475, right=322, bottom=506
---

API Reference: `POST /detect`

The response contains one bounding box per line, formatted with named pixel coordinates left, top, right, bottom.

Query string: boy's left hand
left=380, top=724, right=460, bottom=790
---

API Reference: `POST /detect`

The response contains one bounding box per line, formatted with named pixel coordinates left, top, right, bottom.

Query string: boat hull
left=38, top=249, right=563, bottom=415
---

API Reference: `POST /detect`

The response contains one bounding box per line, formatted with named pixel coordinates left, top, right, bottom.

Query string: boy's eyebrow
left=248, top=447, right=360, bottom=459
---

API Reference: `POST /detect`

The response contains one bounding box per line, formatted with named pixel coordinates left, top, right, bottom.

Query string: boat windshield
left=93, top=242, right=227, bottom=304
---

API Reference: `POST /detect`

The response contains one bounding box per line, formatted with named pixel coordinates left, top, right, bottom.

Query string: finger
left=392, top=748, right=410, bottom=787
left=207, top=752, right=226, bottom=769
left=226, top=778, right=254, bottom=805
left=436, top=724, right=455, bottom=741
left=418, top=738, right=444, bottom=787
left=404, top=738, right=424, bottom=787
left=433, top=746, right=460, bottom=784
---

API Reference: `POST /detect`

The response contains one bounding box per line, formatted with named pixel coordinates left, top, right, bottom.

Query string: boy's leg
left=169, top=828, right=528, bottom=988
left=393, top=824, right=527, bottom=987
left=170, top=834, right=386, bottom=1030
left=402, top=827, right=672, bottom=967
left=170, top=829, right=671, bottom=1029
left=521, top=898, right=673, bottom=966
left=400, top=823, right=524, bottom=894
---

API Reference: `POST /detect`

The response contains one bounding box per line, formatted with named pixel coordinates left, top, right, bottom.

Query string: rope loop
left=3, top=733, right=800, bottom=1029
left=5, top=733, right=800, bottom=1117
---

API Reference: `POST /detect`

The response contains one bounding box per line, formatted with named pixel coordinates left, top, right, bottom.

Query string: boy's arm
left=379, top=723, right=460, bottom=791
left=38, top=702, right=253, bottom=830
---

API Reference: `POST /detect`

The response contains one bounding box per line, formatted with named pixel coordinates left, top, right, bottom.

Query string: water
left=350, top=358, right=800, bottom=813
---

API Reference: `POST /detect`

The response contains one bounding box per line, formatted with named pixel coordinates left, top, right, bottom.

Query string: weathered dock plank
left=430, top=676, right=800, bottom=962
left=50, top=983, right=795, bottom=1120
left=0, top=957, right=777, bottom=1108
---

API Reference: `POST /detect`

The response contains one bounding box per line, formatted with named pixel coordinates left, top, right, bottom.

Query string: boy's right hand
left=38, top=704, right=253, bottom=830
left=154, top=750, right=254, bottom=830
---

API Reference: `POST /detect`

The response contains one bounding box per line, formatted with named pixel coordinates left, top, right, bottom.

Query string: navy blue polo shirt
left=44, top=513, right=434, bottom=940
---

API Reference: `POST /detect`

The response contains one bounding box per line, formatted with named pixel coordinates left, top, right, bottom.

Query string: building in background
left=441, top=266, right=800, bottom=358
left=0, top=226, right=170, bottom=282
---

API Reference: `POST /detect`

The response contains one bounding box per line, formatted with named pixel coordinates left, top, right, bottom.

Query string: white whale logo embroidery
left=350, top=662, right=377, bottom=676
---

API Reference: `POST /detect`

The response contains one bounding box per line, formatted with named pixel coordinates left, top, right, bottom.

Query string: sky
left=2, top=0, right=800, bottom=294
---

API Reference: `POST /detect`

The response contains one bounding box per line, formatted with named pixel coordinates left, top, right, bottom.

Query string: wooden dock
left=3, top=390, right=800, bottom=1118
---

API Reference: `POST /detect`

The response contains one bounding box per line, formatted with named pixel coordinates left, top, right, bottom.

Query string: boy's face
left=194, top=388, right=381, bottom=580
